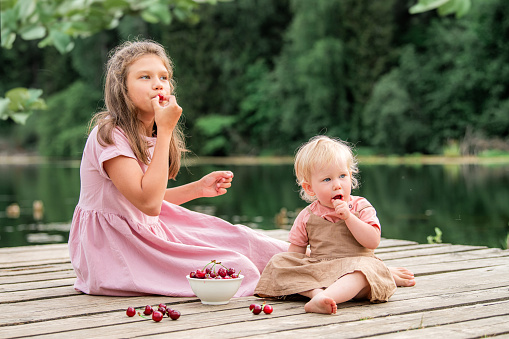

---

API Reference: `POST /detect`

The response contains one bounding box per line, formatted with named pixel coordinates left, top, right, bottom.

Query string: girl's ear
left=302, top=181, right=315, bottom=197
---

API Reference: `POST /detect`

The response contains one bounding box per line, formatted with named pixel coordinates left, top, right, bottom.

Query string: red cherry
left=158, top=306, right=166, bottom=315
left=227, top=268, right=235, bottom=276
left=169, top=310, right=181, bottom=320
left=189, top=271, right=196, bottom=278
left=143, top=305, right=153, bottom=315
left=157, top=94, right=165, bottom=101
left=195, top=270, right=206, bottom=279
left=263, top=304, right=273, bottom=314
left=126, top=307, right=136, bottom=317
left=152, top=311, right=163, bottom=322
left=252, top=304, right=262, bottom=315
left=217, top=267, right=227, bottom=277
left=249, top=304, right=256, bottom=311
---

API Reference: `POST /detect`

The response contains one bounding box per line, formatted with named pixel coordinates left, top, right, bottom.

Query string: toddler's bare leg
left=304, top=271, right=369, bottom=314
left=299, top=288, right=324, bottom=299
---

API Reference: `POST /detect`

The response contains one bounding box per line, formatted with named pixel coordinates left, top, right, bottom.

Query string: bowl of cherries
left=187, top=260, right=243, bottom=305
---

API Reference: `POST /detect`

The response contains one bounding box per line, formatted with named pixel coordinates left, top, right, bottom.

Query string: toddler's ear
left=302, top=182, right=314, bottom=196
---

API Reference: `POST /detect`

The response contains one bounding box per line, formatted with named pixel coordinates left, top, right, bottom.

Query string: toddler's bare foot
left=304, top=293, right=337, bottom=314
left=390, top=267, right=416, bottom=287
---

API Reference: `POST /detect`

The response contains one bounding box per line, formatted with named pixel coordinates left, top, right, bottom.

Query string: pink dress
left=68, top=126, right=289, bottom=297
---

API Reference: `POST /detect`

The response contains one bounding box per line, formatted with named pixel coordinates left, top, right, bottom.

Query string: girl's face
left=126, top=54, right=171, bottom=118
left=302, top=161, right=352, bottom=209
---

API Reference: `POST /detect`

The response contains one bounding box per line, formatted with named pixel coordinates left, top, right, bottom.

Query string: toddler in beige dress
left=255, top=136, right=398, bottom=314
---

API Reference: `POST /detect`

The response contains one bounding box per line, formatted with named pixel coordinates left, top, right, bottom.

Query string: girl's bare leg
left=390, top=267, right=416, bottom=287
left=304, top=271, right=369, bottom=314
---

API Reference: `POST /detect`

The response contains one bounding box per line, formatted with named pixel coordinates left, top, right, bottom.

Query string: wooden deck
left=1, top=229, right=509, bottom=338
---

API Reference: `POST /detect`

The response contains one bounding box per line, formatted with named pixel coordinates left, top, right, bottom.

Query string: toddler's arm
left=332, top=199, right=380, bottom=249
left=288, top=243, right=307, bottom=254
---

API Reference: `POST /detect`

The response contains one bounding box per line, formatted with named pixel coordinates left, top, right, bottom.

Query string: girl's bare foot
left=390, top=267, right=416, bottom=287
left=304, top=293, right=338, bottom=314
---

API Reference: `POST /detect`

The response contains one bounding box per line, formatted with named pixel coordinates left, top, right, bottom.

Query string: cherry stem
left=202, top=260, right=215, bottom=271
left=203, top=259, right=226, bottom=272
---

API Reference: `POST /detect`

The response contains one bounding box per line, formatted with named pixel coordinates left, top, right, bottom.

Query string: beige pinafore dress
left=255, top=208, right=397, bottom=302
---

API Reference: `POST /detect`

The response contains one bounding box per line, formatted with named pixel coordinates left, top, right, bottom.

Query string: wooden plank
left=2, top=252, right=506, bottom=298
left=0, top=294, right=199, bottom=326
left=382, top=247, right=509, bottom=266
left=247, top=301, right=509, bottom=338
left=0, top=244, right=68, bottom=254
left=1, top=232, right=508, bottom=338
left=0, top=269, right=76, bottom=285
left=0, top=297, right=277, bottom=338
left=1, top=257, right=507, bottom=306
left=378, top=238, right=419, bottom=247
left=2, top=265, right=508, bottom=332
left=386, top=256, right=509, bottom=276
left=21, top=284, right=508, bottom=339
left=0, top=285, right=82, bottom=303
left=0, top=231, right=418, bottom=266
left=0, top=277, right=75, bottom=293
left=375, top=244, right=490, bottom=260
left=0, top=258, right=70, bottom=269
left=0, top=247, right=69, bottom=265
left=372, top=315, right=509, bottom=338
left=0, top=262, right=73, bottom=276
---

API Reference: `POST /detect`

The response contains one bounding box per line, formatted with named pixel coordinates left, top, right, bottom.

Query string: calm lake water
left=1, top=159, right=508, bottom=249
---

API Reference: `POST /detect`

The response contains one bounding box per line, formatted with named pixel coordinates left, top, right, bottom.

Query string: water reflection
left=0, top=161, right=508, bottom=249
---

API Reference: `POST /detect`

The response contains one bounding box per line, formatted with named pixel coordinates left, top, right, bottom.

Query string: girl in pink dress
left=255, top=136, right=414, bottom=314
left=68, top=40, right=289, bottom=297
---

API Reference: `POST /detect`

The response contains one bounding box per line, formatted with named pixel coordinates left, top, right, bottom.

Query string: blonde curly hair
left=294, top=135, right=359, bottom=203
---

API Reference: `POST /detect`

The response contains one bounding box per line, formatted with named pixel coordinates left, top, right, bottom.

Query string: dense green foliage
left=1, top=0, right=215, bottom=52
left=1, top=0, right=508, bottom=157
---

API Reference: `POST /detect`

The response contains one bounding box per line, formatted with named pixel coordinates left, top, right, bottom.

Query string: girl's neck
left=137, top=114, right=155, bottom=137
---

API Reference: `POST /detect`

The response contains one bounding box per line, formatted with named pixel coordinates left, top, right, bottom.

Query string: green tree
left=239, top=0, right=401, bottom=154
left=0, top=0, right=222, bottom=126
left=410, top=0, right=471, bottom=18
left=155, top=0, right=292, bottom=155
left=364, top=0, right=509, bottom=154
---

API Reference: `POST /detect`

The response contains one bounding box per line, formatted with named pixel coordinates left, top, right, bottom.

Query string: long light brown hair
left=89, top=40, right=187, bottom=179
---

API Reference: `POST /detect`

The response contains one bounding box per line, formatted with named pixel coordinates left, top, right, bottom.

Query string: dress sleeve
left=288, top=208, right=310, bottom=247
left=92, top=127, right=138, bottom=179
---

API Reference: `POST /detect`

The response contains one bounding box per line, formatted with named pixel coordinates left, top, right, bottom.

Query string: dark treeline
left=1, top=0, right=508, bottom=158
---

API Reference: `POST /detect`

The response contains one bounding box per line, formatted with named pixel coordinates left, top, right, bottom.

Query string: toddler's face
left=304, top=162, right=352, bottom=209
left=126, top=54, right=171, bottom=118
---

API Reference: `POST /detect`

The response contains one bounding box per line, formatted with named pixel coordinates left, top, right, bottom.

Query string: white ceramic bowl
left=186, top=274, right=244, bottom=305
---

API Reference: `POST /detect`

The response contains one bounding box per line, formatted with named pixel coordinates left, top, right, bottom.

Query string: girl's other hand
left=151, top=94, right=182, bottom=134
left=332, top=198, right=350, bottom=220
left=199, top=171, right=234, bottom=197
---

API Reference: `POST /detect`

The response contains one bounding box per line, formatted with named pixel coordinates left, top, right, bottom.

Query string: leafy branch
left=0, top=88, right=47, bottom=125
left=0, top=0, right=225, bottom=124
left=1, top=0, right=223, bottom=53
left=409, top=0, right=471, bottom=18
